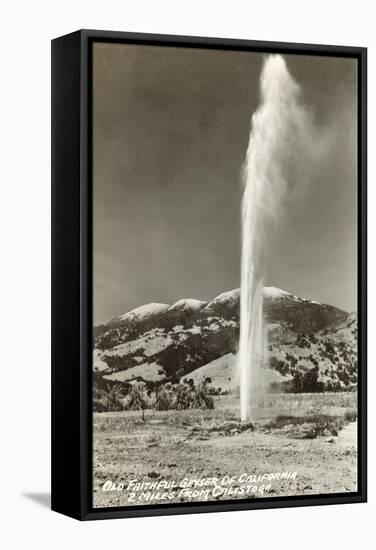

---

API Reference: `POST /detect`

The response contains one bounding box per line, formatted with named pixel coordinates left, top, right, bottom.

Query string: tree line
left=93, top=377, right=215, bottom=416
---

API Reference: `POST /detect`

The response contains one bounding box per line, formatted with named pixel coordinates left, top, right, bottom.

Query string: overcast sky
left=93, top=43, right=357, bottom=325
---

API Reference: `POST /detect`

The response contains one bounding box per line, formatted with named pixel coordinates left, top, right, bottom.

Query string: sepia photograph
left=91, top=41, right=360, bottom=509
left=2, top=0, right=373, bottom=543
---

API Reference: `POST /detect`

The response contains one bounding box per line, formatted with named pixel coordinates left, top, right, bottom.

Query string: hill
left=93, top=287, right=356, bottom=392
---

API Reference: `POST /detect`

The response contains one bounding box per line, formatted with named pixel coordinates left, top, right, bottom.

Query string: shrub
left=125, top=383, right=149, bottom=419
left=93, top=383, right=124, bottom=412
left=173, top=383, right=193, bottom=410
left=154, top=379, right=215, bottom=410
left=154, top=384, right=174, bottom=410
left=191, top=380, right=214, bottom=410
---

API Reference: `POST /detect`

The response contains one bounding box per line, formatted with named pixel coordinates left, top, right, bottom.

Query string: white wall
left=1, top=1, right=373, bottom=548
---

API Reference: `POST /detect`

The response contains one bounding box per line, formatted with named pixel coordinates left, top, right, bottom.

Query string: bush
left=124, top=383, right=149, bottom=419
left=154, top=379, right=214, bottom=410
left=154, top=384, right=174, bottom=410
left=191, top=380, right=214, bottom=409
left=93, top=383, right=124, bottom=412
left=292, top=366, right=324, bottom=393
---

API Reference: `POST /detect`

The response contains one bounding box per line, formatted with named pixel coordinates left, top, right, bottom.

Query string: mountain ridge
left=94, top=287, right=356, bottom=392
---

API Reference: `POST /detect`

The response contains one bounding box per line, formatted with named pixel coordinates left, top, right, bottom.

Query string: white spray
left=239, top=55, right=315, bottom=422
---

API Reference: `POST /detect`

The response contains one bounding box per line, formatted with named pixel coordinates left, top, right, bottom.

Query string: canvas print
left=92, top=43, right=358, bottom=509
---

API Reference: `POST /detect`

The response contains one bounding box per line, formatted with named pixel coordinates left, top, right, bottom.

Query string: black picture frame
left=51, top=29, right=367, bottom=521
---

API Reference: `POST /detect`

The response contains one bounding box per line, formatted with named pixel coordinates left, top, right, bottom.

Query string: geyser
left=239, top=55, right=310, bottom=422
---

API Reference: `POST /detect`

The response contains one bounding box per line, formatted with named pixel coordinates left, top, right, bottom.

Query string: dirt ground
left=92, top=393, right=357, bottom=508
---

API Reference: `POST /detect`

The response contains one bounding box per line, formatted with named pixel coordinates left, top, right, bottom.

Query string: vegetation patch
left=261, top=412, right=357, bottom=439
left=93, top=378, right=215, bottom=415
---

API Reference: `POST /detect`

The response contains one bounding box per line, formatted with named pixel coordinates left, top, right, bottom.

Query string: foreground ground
left=93, top=392, right=357, bottom=508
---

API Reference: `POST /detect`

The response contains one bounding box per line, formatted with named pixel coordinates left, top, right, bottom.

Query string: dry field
left=93, top=392, right=357, bottom=508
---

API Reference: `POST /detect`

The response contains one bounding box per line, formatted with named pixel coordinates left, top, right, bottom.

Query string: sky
left=93, top=42, right=357, bottom=325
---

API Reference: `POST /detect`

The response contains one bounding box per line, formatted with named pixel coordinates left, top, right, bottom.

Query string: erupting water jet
left=239, top=55, right=310, bottom=422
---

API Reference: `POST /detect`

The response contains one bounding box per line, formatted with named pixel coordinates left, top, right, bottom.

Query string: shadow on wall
left=22, top=493, right=50, bottom=509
